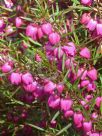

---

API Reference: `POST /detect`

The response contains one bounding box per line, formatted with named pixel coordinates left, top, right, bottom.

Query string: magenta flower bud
left=91, top=112, right=98, bottom=119
left=49, top=32, right=60, bottom=45
left=23, top=81, right=37, bottom=93
left=48, top=95, right=60, bottom=109
left=62, top=42, right=76, bottom=56
left=4, top=0, right=13, bottom=8
left=87, top=82, right=96, bottom=92
left=60, top=99, right=73, bottom=111
left=77, top=68, right=87, bottom=80
left=53, top=47, right=64, bottom=59
left=41, top=23, right=52, bottom=35
left=96, top=23, right=102, bottom=36
left=80, top=80, right=90, bottom=87
left=10, top=72, right=22, bottom=85
left=26, top=25, right=38, bottom=40
left=56, top=83, right=64, bottom=94
left=83, top=121, right=92, bottom=132
left=1, top=63, right=12, bottom=73
left=79, top=47, right=91, bottom=59
left=80, top=13, right=91, bottom=25
left=22, top=73, right=33, bottom=85
left=87, top=68, right=97, bottom=81
left=90, top=133, right=99, bottom=136
left=64, top=110, right=74, bottom=118
left=86, top=19, right=97, bottom=31
left=44, top=81, right=56, bottom=94
left=15, top=17, right=23, bottom=28
left=81, top=0, right=92, bottom=6
left=73, top=113, right=83, bottom=128
left=37, top=27, right=44, bottom=39
left=95, top=97, right=102, bottom=108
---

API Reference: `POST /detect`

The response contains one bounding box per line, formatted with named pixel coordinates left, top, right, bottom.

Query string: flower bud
left=37, top=27, right=44, bottom=39
left=73, top=113, right=83, bottom=128
left=64, top=110, right=74, bottom=118
left=86, top=19, right=97, bottom=31
left=41, top=23, right=52, bottom=35
left=49, top=32, right=60, bottom=45
left=48, top=95, right=60, bottom=109
left=60, top=99, right=73, bottom=111
left=56, top=83, right=64, bottom=94
left=10, top=72, right=22, bottom=85
left=15, top=17, right=23, bottom=28
left=87, top=68, right=97, bottom=81
left=1, top=63, right=12, bottom=73
left=22, top=73, right=33, bottom=85
left=44, top=81, right=56, bottom=94
left=96, top=23, right=102, bottom=36
left=80, top=13, right=91, bottom=25
left=62, top=42, right=76, bottom=56
left=23, top=81, right=37, bottom=93
left=95, top=97, right=102, bottom=108
left=4, top=0, right=13, bottom=8
left=81, top=0, right=92, bottom=6
left=26, top=25, right=38, bottom=40
left=83, top=121, right=92, bottom=132
left=79, top=47, right=91, bottom=59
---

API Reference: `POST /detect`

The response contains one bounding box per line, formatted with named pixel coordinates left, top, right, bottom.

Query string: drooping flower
left=81, top=0, right=92, bottom=6
left=49, top=32, right=60, bottom=45
left=87, top=68, right=97, bottom=81
left=44, top=81, right=56, bottom=94
left=1, top=63, right=12, bottom=73
left=41, top=23, right=52, bottom=35
left=73, top=113, right=83, bottom=128
left=83, top=121, right=92, bottom=133
left=79, top=47, right=91, bottom=59
left=15, top=17, right=23, bottom=28
left=86, top=19, right=97, bottom=31
left=22, top=73, right=33, bottom=85
left=26, top=25, right=38, bottom=40
left=80, top=13, right=91, bottom=25
left=10, top=72, right=22, bottom=85
left=60, top=98, right=73, bottom=111
left=48, top=95, right=60, bottom=109
left=96, top=23, right=102, bottom=36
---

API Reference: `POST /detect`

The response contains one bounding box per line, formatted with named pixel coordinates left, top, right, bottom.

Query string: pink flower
left=44, top=81, right=56, bottom=94
left=81, top=0, right=92, bottom=6
left=62, top=42, right=76, bottom=56
left=83, top=121, right=92, bottom=132
left=0, top=19, right=5, bottom=29
left=79, top=47, right=91, bottom=59
left=1, top=63, right=12, bottom=73
left=95, top=97, right=102, bottom=108
left=73, top=113, right=83, bottom=128
left=77, top=68, right=87, bottom=80
left=23, top=81, right=37, bottom=93
left=41, top=23, right=52, bottom=35
left=49, top=32, right=60, bottom=45
left=80, top=13, right=91, bottom=25
left=4, top=0, right=13, bottom=8
left=87, top=68, right=97, bottom=81
left=10, top=72, right=22, bottom=85
left=48, top=95, right=60, bottom=109
left=87, top=82, right=96, bottom=92
left=80, top=80, right=90, bottom=87
left=64, top=110, right=74, bottom=118
left=89, top=133, right=99, bottom=136
left=22, top=73, right=33, bottom=85
left=26, top=25, right=38, bottom=40
left=15, top=17, right=23, bottom=28
left=56, top=83, right=64, bottom=94
left=91, top=112, right=98, bottom=119
left=37, top=27, right=44, bottom=39
left=96, top=23, right=102, bottom=36
left=86, top=19, right=97, bottom=31
left=60, top=99, right=73, bottom=111
left=53, top=47, right=64, bottom=59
